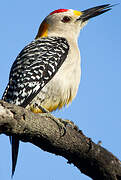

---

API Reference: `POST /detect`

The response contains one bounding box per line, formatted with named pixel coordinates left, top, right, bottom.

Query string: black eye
left=61, top=16, right=71, bottom=23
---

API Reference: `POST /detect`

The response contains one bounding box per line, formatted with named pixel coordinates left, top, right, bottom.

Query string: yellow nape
left=35, top=21, right=49, bottom=39
left=73, top=10, right=82, bottom=16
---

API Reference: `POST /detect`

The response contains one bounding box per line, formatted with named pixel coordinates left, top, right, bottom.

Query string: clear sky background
left=0, top=0, right=121, bottom=180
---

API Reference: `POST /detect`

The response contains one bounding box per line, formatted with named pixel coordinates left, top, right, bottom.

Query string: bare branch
left=0, top=100, right=121, bottom=180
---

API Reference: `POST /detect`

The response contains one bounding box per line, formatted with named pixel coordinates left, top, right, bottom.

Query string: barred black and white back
left=2, top=36, right=70, bottom=176
left=2, top=37, right=69, bottom=108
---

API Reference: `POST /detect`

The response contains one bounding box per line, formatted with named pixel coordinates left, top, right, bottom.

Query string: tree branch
left=0, top=100, right=121, bottom=180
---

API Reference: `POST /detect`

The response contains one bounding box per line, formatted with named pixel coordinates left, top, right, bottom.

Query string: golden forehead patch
left=73, top=10, right=82, bottom=16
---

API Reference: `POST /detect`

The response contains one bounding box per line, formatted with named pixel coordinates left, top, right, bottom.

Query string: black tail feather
left=10, top=136, right=19, bottom=177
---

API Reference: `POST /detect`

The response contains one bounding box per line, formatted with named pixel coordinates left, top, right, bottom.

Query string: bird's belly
left=28, top=59, right=81, bottom=113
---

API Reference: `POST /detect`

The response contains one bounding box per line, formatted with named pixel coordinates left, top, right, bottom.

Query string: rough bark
left=0, top=100, right=121, bottom=180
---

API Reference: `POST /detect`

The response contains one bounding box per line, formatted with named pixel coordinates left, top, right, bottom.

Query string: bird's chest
left=29, top=42, right=81, bottom=112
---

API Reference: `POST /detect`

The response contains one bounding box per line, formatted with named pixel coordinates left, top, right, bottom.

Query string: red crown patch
left=50, top=9, right=68, bottom=15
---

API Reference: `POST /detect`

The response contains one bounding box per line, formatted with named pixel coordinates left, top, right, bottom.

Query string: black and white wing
left=2, top=37, right=69, bottom=107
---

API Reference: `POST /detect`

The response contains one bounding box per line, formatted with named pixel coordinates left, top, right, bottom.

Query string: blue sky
left=0, top=0, right=121, bottom=180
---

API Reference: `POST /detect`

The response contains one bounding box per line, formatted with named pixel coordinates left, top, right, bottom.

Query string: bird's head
left=36, top=4, right=114, bottom=40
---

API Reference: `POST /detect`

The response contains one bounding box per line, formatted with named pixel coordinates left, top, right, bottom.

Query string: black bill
left=78, top=4, right=117, bottom=22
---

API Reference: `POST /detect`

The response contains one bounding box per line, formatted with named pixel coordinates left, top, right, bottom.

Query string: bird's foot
left=31, top=104, right=78, bottom=136
left=44, top=116, right=78, bottom=136
left=31, top=104, right=66, bottom=136
left=58, top=118, right=79, bottom=131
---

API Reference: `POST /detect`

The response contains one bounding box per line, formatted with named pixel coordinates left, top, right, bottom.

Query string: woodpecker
left=2, top=4, right=113, bottom=176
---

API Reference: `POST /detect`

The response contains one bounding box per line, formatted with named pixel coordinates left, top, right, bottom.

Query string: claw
left=45, top=114, right=67, bottom=136
left=59, top=118, right=79, bottom=131
left=37, top=104, right=49, bottom=113
left=31, top=104, right=78, bottom=137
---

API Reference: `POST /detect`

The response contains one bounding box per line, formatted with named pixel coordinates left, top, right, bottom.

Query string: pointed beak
left=77, top=4, right=117, bottom=22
